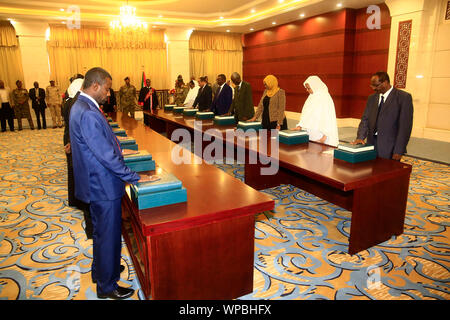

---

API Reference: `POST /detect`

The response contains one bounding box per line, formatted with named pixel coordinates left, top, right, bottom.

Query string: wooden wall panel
left=243, top=4, right=391, bottom=119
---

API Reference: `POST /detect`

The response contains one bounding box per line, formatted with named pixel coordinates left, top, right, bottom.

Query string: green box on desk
left=237, top=121, right=262, bottom=132
left=130, top=171, right=187, bottom=210
left=195, top=111, right=215, bottom=120
left=164, top=104, right=175, bottom=111
left=278, top=130, right=309, bottom=145
left=118, top=137, right=139, bottom=151
left=214, top=115, right=236, bottom=126
left=173, top=106, right=186, bottom=113
left=107, top=117, right=113, bottom=122
left=333, top=149, right=377, bottom=163
left=113, top=128, right=126, bottom=137
left=183, top=108, right=198, bottom=116
left=109, top=122, right=119, bottom=128
left=124, top=150, right=156, bottom=172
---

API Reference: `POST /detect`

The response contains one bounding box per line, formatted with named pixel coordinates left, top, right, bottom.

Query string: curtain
left=189, top=31, right=242, bottom=83
left=47, top=25, right=168, bottom=92
left=0, top=21, right=25, bottom=90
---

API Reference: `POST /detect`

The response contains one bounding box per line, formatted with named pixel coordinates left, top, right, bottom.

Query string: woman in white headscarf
left=183, top=80, right=200, bottom=108
left=294, top=75, right=339, bottom=147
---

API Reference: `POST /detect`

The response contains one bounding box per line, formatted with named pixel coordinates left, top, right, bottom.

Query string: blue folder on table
left=237, top=121, right=262, bottom=132
left=214, top=115, right=236, bottom=126
left=113, top=128, right=126, bottom=137
left=164, top=104, right=175, bottom=111
left=333, top=149, right=377, bottom=163
left=130, top=169, right=187, bottom=210
left=278, top=130, right=309, bottom=145
left=109, top=122, right=119, bottom=128
left=183, top=108, right=198, bottom=116
left=117, top=136, right=138, bottom=151
left=123, top=150, right=155, bottom=172
left=195, top=111, right=215, bottom=120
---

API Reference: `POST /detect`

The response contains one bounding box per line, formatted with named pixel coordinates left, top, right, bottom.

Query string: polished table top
left=145, top=109, right=412, bottom=192
left=115, top=112, right=275, bottom=236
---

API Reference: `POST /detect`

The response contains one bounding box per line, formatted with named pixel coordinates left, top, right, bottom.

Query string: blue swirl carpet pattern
left=0, top=129, right=449, bottom=300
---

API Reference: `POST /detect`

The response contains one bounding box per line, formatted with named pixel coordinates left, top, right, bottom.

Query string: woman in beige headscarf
left=250, top=75, right=287, bottom=130
left=294, top=75, right=339, bottom=147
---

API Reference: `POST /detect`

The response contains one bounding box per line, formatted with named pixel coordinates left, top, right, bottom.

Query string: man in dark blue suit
left=210, top=74, right=233, bottom=116
left=69, top=67, right=153, bottom=299
left=353, top=71, right=414, bottom=161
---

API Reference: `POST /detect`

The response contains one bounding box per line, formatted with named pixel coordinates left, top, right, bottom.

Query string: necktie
left=374, top=95, right=384, bottom=135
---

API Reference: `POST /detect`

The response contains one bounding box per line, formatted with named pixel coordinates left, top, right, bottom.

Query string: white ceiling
left=0, top=0, right=386, bottom=33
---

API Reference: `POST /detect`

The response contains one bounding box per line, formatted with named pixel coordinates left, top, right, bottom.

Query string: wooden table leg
left=349, top=171, right=411, bottom=254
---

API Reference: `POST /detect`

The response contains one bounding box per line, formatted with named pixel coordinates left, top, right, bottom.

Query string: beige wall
left=12, top=20, right=50, bottom=90
left=386, top=0, right=450, bottom=142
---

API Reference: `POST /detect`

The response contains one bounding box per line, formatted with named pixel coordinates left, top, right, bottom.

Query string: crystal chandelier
left=110, top=2, right=148, bottom=31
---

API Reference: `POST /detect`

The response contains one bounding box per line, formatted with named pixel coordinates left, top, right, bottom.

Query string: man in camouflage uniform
left=46, top=80, right=63, bottom=128
left=11, top=80, right=34, bottom=131
left=118, top=77, right=137, bottom=118
left=174, top=75, right=188, bottom=107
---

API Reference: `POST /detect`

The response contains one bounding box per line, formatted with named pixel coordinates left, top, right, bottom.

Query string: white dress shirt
left=80, top=91, right=100, bottom=110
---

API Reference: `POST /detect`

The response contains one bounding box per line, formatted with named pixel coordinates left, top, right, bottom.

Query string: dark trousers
left=262, top=117, right=288, bottom=130
left=0, top=102, right=15, bottom=132
left=66, top=153, right=93, bottom=239
left=34, top=107, right=47, bottom=129
left=90, top=198, right=123, bottom=294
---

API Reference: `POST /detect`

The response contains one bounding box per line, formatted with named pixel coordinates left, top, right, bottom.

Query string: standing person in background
left=46, top=80, right=63, bottom=128
left=138, top=78, right=158, bottom=112
left=294, top=75, right=339, bottom=147
left=12, top=80, right=35, bottom=131
left=183, top=80, right=199, bottom=108
left=192, top=76, right=212, bottom=111
left=118, top=77, right=137, bottom=118
left=210, top=74, right=232, bottom=116
left=174, top=76, right=188, bottom=107
left=102, top=87, right=117, bottom=115
left=228, top=72, right=255, bottom=122
left=250, top=75, right=287, bottom=130
left=62, top=74, right=93, bottom=239
left=29, top=81, right=47, bottom=130
left=0, top=80, right=15, bottom=132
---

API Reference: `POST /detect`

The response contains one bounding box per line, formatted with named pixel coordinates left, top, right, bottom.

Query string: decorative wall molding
left=393, top=20, right=412, bottom=89
left=445, top=1, right=450, bottom=20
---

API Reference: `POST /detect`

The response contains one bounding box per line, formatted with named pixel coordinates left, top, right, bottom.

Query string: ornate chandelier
left=110, top=2, right=148, bottom=31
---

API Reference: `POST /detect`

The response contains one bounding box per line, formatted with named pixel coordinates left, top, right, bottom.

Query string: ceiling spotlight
left=219, top=16, right=224, bottom=20
left=279, top=0, right=285, bottom=3
left=337, top=3, right=342, bottom=7
left=158, top=14, right=163, bottom=18
left=60, top=8, right=65, bottom=12
left=251, top=9, right=255, bottom=13
left=226, top=29, right=230, bottom=32
left=300, top=13, right=305, bottom=18
left=250, top=28, right=254, bottom=31
left=272, top=21, right=277, bottom=25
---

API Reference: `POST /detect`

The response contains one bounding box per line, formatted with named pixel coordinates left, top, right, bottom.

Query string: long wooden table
left=114, top=112, right=275, bottom=300
left=143, top=109, right=413, bottom=255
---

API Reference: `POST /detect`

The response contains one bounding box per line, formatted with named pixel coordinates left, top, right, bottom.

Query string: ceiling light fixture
left=110, top=1, right=148, bottom=32
left=300, top=13, right=305, bottom=18
left=272, top=21, right=276, bottom=25
left=337, top=3, right=342, bottom=7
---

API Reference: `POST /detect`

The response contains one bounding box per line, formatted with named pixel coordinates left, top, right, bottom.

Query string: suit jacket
left=254, top=89, right=286, bottom=125
left=210, top=84, right=233, bottom=115
left=102, top=88, right=117, bottom=113
left=69, top=94, right=140, bottom=203
left=193, top=84, right=212, bottom=111
left=29, top=88, right=47, bottom=110
left=63, top=92, right=80, bottom=146
left=138, top=87, right=159, bottom=111
left=229, top=81, right=255, bottom=121
left=357, top=87, right=414, bottom=159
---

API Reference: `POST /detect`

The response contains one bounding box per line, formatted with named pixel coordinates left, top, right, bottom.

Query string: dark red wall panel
left=243, top=4, right=391, bottom=119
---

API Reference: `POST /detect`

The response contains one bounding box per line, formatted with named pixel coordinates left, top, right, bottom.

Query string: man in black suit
left=29, top=82, right=47, bottom=129
left=228, top=72, right=255, bottom=121
left=138, top=78, right=159, bottom=111
left=353, top=71, right=414, bottom=161
left=193, top=76, right=212, bottom=111
left=210, top=74, right=233, bottom=116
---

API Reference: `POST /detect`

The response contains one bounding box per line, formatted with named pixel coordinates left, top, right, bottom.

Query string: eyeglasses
left=370, top=82, right=383, bottom=89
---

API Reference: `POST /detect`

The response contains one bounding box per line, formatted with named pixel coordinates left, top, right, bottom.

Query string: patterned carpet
left=0, top=128, right=449, bottom=300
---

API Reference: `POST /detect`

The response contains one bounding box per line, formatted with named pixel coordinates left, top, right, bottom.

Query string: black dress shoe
left=92, top=265, right=126, bottom=283
left=97, top=286, right=134, bottom=300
